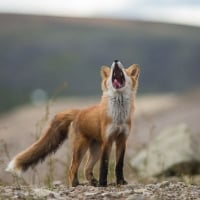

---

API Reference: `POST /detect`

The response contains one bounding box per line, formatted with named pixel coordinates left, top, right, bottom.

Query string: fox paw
left=71, top=179, right=80, bottom=187
left=90, top=178, right=98, bottom=187
left=98, top=181, right=107, bottom=187
left=117, top=179, right=128, bottom=185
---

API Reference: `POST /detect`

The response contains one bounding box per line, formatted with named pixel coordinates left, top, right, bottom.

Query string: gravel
left=1, top=181, right=200, bottom=200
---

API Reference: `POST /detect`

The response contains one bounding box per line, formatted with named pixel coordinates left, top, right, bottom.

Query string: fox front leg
left=99, top=142, right=112, bottom=187
left=115, top=134, right=128, bottom=185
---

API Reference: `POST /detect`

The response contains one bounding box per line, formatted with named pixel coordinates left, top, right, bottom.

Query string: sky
left=0, top=0, right=200, bottom=27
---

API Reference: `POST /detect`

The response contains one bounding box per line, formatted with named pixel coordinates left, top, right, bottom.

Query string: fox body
left=6, top=60, right=139, bottom=187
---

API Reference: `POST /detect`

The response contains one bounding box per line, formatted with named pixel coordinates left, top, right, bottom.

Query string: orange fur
left=6, top=61, right=139, bottom=187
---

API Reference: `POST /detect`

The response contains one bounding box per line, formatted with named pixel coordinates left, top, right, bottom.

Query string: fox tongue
left=113, top=79, right=121, bottom=89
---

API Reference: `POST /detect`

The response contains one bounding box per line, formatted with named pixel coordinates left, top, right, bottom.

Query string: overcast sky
left=0, top=0, right=200, bottom=26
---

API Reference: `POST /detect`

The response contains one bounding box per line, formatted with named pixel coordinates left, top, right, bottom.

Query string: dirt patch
left=1, top=181, right=200, bottom=200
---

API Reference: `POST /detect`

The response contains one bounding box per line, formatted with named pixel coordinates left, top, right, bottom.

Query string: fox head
left=101, top=60, right=140, bottom=95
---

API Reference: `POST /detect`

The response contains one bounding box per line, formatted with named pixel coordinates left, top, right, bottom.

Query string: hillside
left=0, top=14, right=200, bottom=113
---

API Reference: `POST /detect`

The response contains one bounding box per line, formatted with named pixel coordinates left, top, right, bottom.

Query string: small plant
left=44, top=156, right=55, bottom=189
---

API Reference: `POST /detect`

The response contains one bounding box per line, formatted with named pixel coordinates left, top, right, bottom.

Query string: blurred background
left=0, top=0, right=200, bottom=185
left=0, top=0, right=200, bottom=113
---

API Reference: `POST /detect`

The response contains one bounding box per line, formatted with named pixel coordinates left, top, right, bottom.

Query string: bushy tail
left=6, top=109, right=79, bottom=176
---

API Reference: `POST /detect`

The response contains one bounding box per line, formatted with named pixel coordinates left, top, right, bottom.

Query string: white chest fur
left=106, top=93, right=132, bottom=138
left=108, top=93, right=131, bottom=124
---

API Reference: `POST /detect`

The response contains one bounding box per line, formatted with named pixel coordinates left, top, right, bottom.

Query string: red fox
left=6, top=60, right=139, bottom=187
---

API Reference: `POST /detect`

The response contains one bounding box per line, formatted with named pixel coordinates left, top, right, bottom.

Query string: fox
left=6, top=60, right=139, bottom=187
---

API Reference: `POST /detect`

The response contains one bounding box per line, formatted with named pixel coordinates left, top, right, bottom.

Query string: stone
left=126, top=194, right=146, bottom=200
left=131, top=124, right=200, bottom=177
left=53, top=180, right=62, bottom=187
left=33, top=188, right=59, bottom=199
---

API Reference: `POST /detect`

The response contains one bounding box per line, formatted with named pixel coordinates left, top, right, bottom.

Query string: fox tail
left=6, top=109, right=79, bottom=176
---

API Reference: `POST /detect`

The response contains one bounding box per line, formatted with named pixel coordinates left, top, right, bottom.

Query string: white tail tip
left=6, top=159, right=22, bottom=177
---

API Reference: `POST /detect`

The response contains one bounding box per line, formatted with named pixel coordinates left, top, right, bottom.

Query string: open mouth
left=112, top=63, right=125, bottom=89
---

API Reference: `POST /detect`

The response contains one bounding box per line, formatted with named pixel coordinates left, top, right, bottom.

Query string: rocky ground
left=1, top=181, right=200, bottom=200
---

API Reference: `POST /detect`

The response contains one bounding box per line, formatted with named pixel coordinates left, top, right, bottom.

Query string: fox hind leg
left=84, top=141, right=101, bottom=186
left=69, top=136, right=88, bottom=187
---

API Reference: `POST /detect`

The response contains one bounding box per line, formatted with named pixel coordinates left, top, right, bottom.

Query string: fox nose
left=112, top=60, right=124, bottom=68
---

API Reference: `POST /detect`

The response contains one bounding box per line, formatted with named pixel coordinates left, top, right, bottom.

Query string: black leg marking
left=99, top=150, right=109, bottom=187
left=115, top=135, right=128, bottom=185
left=115, top=148, right=127, bottom=185
left=71, top=172, right=80, bottom=187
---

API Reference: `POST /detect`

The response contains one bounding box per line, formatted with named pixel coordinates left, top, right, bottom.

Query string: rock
left=131, top=124, right=200, bottom=177
left=126, top=194, right=145, bottom=200
left=134, top=188, right=146, bottom=194
left=53, top=180, right=62, bottom=187
left=84, top=191, right=100, bottom=196
left=157, top=181, right=170, bottom=188
left=33, top=188, right=59, bottom=199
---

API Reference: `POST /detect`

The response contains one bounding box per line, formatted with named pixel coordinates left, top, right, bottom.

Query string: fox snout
left=111, top=60, right=126, bottom=89
left=111, top=60, right=124, bottom=69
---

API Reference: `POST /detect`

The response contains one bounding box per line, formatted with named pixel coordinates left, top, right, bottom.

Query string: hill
left=0, top=14, right=200, bottom=113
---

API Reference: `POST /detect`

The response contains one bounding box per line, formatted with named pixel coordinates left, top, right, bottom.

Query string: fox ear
left=101, top=66, right=111, bottom=79
left=127, top=64, right=140, bottom=80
